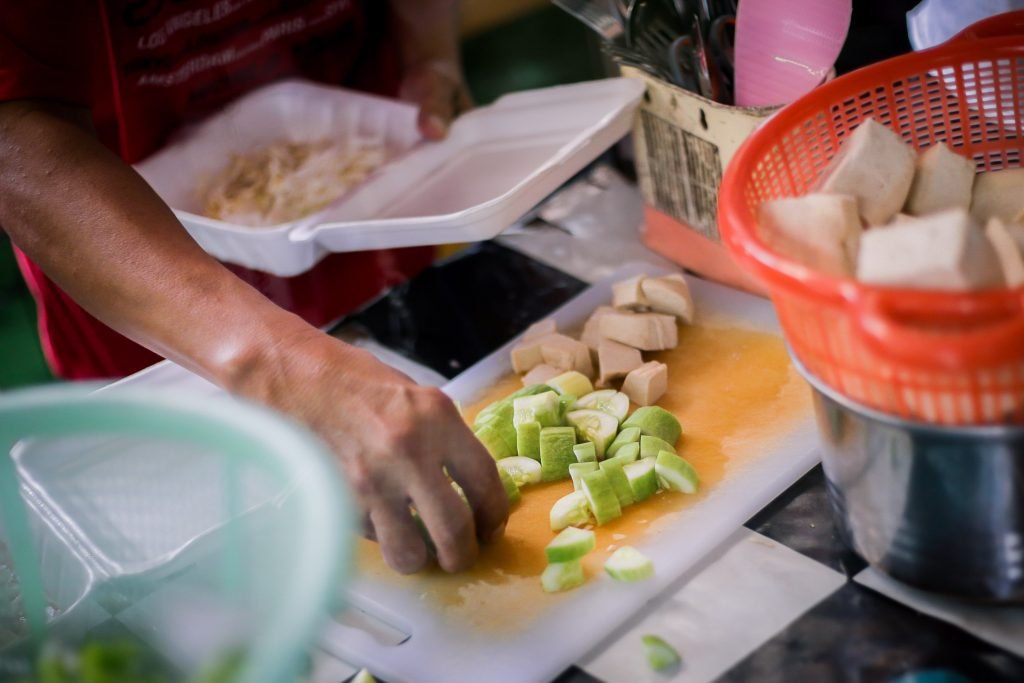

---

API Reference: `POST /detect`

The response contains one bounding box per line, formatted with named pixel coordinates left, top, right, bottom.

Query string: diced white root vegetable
left=597, top=339, right=643, bottom=387
left=612, top=274, right=650, bottom=310
left=510, top=335, right=548, bottom=374
left=757, top=193, right=863, bottom=277
left=604, top=546, right=654, bottom=582
left=986, top=218, right=1024, bottom=287
left=904, top=142, right=976, bottom=216
left=856, top=209, right=1004, bottom=290
left=540, top=334, right=594, bottom=378
left=522, top=364, right=561, bottom=386
left=581, top=306, right=615, bottom=351
left=522, top=318, right=556, bottom=341
left=971, top=168, right=1024, bottom=224
left=599, top=312, right=678, bottom=351
left=816, top=118, right=917, bottom=225
left=640, top=274, right=695, bottom=323
left=621, top=361, right=668, bottom=407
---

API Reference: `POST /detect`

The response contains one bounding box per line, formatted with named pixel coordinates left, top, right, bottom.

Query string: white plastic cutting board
left=104, top=264, right=820, bottom=683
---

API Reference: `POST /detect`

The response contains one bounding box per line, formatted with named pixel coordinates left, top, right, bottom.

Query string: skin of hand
left=0, top=100, right=507, bottom=574
left=391, top=0, right=474, bottom=139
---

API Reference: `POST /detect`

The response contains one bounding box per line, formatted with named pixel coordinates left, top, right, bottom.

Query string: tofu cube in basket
left=904, top=142, right=976, bottom=216
left=971, top=168, right=1024, bottom=225
left=757, top=193, right=863, bottom=277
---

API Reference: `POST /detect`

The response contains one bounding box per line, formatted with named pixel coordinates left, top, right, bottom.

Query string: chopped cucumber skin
left=545, top=527, right=597, bottom=563
left=608, top=442, right=640, bottom=464
left=604, top=546, right=654, bottom=582
left=566, top=409, right=618, bottom=459
left=599, top=457, right=636, bottom=507
left=474, top=400, right=518, bottom=454
left=498, top=456, right=543, bottom=487
left=516, top=421, right=542, bottom=460
left=642, top=634, right=681, bottom=671
left=655, top=450, right=700, bottom=494
left=513, top=391, right=562, bottom=429
left=640, top=435, right=676, bottom=459
left=540, top=426, right=578, bottom=481
left=541, top=559, right=586, bottom=593
left=580, top=469, right=622, bottom=525
left=548, top=371, right=595, bottom=397
left=474, top=423, right=515, bottom=460
left=573, top=441, right=597, bottom=463
left=623, top=458, right=659, bottom=502
left=550, top=491, right=594, bottom=531
left=497, top=466, right=521, bottom=504
left=558, top=394, right=577, bottom=420
left=569, top=461, right=599, bottom=490
left=622, top=406, right=682, bottom=445
left=574, top=389, right=630, bottom=423
left=509, top=384, right=556, bottom=400
left=606, top=426, right=642, bottom=458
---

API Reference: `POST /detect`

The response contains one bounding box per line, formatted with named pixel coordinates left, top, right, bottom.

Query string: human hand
left=399, top=59, right=473, bottom=140
left=264, top=332, right=508, bottom=574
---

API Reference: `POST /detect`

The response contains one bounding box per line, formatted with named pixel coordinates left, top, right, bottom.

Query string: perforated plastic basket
left=0, top=386, right=353, bottom=682
left=718, top=19, right=1024, bottom=425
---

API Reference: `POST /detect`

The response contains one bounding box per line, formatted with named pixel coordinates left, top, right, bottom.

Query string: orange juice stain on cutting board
left=355, top=323, right=811, bottom=632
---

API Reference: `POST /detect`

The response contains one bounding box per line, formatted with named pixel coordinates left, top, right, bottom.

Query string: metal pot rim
left=787, top=345, right=1024, bottom=439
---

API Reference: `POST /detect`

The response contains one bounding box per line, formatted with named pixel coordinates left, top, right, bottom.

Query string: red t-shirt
left=1, top=0, right=433, bottom=379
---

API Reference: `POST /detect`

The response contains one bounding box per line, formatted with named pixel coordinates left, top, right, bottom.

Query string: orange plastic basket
left=718, top=18, right=1024, bottom=426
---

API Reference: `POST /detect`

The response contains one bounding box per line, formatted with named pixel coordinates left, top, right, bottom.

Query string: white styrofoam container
left=135, top=78, right=645, bottom=277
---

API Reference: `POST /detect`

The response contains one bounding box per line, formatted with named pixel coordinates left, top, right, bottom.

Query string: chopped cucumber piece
left=473, top=398, right=509, bottom=430
left=513, top=391, right=562, bottom=429
left=558, top=393, right=577, bottom=420
left=566, top=409, right=618, bottom=459
left=496, top=465, right=521, bottom=505
left=580, top=469, right=622, bottom=525
left=599, top=457, right=636, bottom=507
left=547, top=371, right=594, bottom=397
left=608, top=442, right=640, bottom=464
left=622, top=406, right=682, bottom=445
left=623, top=458, right=658, bottom=502
left=545, top=527, right=597, bottom=563
left=642, top=634, right=681, bottom=672
left=498, top=456, right=543, bottom=487
left=655, top=450, right=700, bottom=493
left=508, top=383, right=556, bottom=400
left=540, top=426, right=577, bottom=481
left=604, top=546, right=654, bottom=582
left=541, top=559, right=586, bottom=593
left=574, top=389, right=630, bottom=423
left=640, top=435, right=676, bottom=459
left=573, top=441, right=597, bottom=463
left=569, top=461, right=599, bottom=490
left=606, top=426, right=642, bottom=458
left=352, top=668, right=377, bottom=683
left=474, top=400, right=517, bottom=453
left=474, top=423, right=515, bottom=460
left=516, top=421, right=541, bottom=460
left=550, top=491, right=594, bottom=531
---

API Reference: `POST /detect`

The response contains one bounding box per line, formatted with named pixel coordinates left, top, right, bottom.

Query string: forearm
left=0, top=100, right=325, bottom=397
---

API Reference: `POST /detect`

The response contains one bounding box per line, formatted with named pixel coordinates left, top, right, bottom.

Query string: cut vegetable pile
left=468, top=274, right=705, bottom=593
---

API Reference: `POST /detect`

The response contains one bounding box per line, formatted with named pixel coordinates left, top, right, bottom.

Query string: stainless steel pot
left=792, top=355, right=1024, bottom=602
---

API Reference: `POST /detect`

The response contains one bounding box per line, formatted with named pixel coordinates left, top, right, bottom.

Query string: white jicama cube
left=985, top=217, right=1024, bottom=287
left=856, top=209, right=1004, bottom=290
left=904, top=142, right=976, bottom=216
left=971, top=168, right=1024, bottom=224
left=816, top=118, right=917, bottom=225
left=757, top=193, right=863, bottom=277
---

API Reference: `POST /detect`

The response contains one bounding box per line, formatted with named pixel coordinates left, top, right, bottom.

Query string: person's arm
left=0, top=99, right=507, bottom=573
left=390, top=0, right=474, bottom=139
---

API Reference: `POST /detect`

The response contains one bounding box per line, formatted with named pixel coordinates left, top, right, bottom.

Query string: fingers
left=445, top=427, right=510, bottom=547
left=408, top=469, right=478, bottom=573
left=399, top=61, right=472, bottom=141
left=368, top=498, right=429, bottom=575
